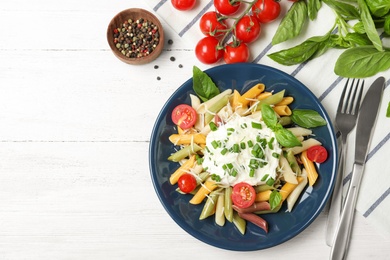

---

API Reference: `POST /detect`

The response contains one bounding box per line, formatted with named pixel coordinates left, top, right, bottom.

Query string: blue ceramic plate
left=149, top=63, right=337, bottom=251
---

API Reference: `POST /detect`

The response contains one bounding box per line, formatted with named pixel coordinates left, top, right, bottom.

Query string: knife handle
left=330, top=163, right=364, bottom=260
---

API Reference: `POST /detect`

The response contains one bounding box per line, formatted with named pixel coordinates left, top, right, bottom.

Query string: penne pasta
left=273, top=105, right=292, bottom=116
left=300, top=150, right=318, bottom=186
left=239, top=83, right=265, bottom=107
left=169, top=155, right=196, bottom=185
left=169, top=133, right=207, bottom=145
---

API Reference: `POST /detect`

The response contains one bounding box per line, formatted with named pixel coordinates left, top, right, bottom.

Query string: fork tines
left=339, top=78, right=365, bottom=115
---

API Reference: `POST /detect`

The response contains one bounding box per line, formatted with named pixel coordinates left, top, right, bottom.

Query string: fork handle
left=329, top=163, right=364, bottom=260
left=326, top=138, right=347, bottom=246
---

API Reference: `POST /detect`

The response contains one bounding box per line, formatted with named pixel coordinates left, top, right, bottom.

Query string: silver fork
left=326, top=78, right=364, bottom=246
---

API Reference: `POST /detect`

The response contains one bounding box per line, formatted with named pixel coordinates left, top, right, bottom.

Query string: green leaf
left=272, top=1, right=308, bottom=45
left=344, top=32, right=372, bottom=46
left=261, top=103, right=278, bottom=129
left=275, top=127, right=302, bottom=148
left=387, top=102, right=390, bottom=117
left=334, top=46, right=390, bottom=78
left=322, top=0, right=360, bottom=20
left=385, top=15, right=390, bottom=35
left=353, top=21, right=366, bottom=34
left=269, top=190, right=282, bottom=210
left=366, top=0, right=390, bottom=17
left=358, top=0, right=383, bottom=51
left=307, top=0, right=322, bottom=20
left=291, top=109, right=327, bottom=128
left=269, top=34, right=332, bottom=65
left=192, top=66, right=220, bottom=102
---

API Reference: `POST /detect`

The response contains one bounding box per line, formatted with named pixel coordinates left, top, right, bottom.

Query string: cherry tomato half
left=214, top=0, right=241, bottom=15
left=307, top=145, right=328, bottom=163
left=171, top=0, right=196, bottom=11
left=171, top=104, right=197, bottom=129
left=235, top=15, right=261, bottom=43
left=178, top=173, right=197, bottom=193
left=223, top=42, right=250, bottom=64
left=199, top=11, right=228, bottom=38
left=252, top=0, right=281, bottom=24
left=195, top=36, right=223, bottom=64
left=231, top=182, right=256, bottom=208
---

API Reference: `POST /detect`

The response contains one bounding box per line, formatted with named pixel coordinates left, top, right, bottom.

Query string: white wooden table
left=1, top=1, right=389, bottom=259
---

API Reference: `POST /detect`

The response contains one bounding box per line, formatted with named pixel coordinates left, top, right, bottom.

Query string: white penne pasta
left=196, top=89, right=232, bottom=114
left=190, top=94, right=201, bottom=110
left=287, top=169, right=308, bottom=212
left=279, top=155, right=298, bottom=184
left=215, top=191, right=226, bottom=227
left=287, top=126, right=313, bottom=137
left=286, top=138, right=322, bottom=155
left=217, top=103, right=233, bottom=122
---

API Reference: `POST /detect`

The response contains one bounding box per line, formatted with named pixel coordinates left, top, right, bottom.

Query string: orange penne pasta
left=239, top=83, right=265, bottom=106
left=169, top=133, right=206, bottom=145
left=169, top=155, right=196, bottom=185
left=300, top=150, right=319, bottom=186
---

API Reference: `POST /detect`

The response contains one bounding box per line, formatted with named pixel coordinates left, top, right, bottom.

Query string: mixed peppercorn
left=113, top=18, right=160, bottom=58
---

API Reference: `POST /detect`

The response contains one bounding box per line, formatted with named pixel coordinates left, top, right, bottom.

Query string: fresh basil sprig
left=262, top=103, right=302, bottom=148
left=291, top=109, right=327, bottom=128
left=269, top=0, right=390, bottom=78
left=192, top=66, right=220, bottom=102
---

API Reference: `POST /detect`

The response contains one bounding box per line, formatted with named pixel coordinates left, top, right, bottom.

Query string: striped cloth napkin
left=145, top=0, right=390, bottom=239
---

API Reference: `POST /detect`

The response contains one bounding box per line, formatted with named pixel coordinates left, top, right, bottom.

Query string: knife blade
left=330, top=77, right=385, bottom=260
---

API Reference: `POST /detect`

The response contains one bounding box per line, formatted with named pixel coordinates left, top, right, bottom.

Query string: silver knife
left=329, top=77, right=385, bottom=260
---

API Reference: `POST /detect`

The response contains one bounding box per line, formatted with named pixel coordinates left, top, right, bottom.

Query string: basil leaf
left=275, top=127, right=302, bottom=148
left=291, top=109, right=327, bottom=128
left=385, top=15, right=390, bottom=35
left=335, top=46, right=390, bottom=78
left=269, top=190, right=282, bottom=210
left=322, top=0, right=360, bottom=20
left=366, top=0, right=390, bottom=17
left=261, top=103, right=278, bottom=129
left=358, top=0, right=383, bottom=51
left=307, top=0, right=322, bottom=20
left=192, top=66, right=220, bottom=102
left=269, top=34, right=331, bottom=65
left=353, top=22, right=366, bottom=34
left=344, top=32, right=372, bottom=46
left=272, top=1, right=308, bottom=45
left=387, top=102, right=390, bottom=118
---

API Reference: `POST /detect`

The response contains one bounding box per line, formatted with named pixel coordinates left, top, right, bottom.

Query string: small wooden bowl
left=107, top=8, right=164, bottom=65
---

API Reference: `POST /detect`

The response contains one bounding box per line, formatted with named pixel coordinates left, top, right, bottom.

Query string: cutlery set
left=326, top=77, right=385, bottom=260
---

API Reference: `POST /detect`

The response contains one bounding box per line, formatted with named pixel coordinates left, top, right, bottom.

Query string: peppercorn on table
left=0, top=1, right=390, bottom=259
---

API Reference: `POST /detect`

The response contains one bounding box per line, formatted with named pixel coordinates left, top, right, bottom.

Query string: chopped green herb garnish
left=221, top=148, right=228, bottom=155
left=211, top=140, right=218, bottom=149
left=266, top=177, right=275, bottom=186
left=261, top=174, right=269, bottom=181
left=252, top=121, right=262, bottom=129
left=209, top=121, right=218, bottom=131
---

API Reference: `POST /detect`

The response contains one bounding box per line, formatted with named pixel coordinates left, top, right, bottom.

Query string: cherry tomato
left=231, top=182, right=256, bottom=208
left=199, top=11, right=228, bottom=38
left=223, top=42, right=250, bottom=64
left=252, top=0, right=281, bottom=24
left=195, top=36, right=223, bottom=64
left=214, top=0, right=241, bottom=15
left=307, top=145, right=328, bottom=163
left=178, top=173, right=197, bottom=193
left=171, top=104, right=197, bottom=129
left=235, top=15, right=261, bottom=43
left=171, top=0, right=196, bottom=11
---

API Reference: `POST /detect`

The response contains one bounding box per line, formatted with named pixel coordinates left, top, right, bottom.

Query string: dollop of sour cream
left=202, top=113, right=282, bottom=187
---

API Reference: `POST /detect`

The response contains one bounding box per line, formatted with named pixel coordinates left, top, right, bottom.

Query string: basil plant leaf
left=291, top=109, right=327, bottom=128
left=272, top=1, right=308, bottom=45
left=386, top=102, right=390, bottom=118
left=358, top=0, right=383, bottom=51
left=269, top=190, right=282, bottom=210
left=261, top=103, right=278, bottom=129
left=269, top=33, right=331, bottom=65
left=275, top=127, right=302, bottom=148
left=322, top=0, right=360, bottom=20
left=385, top=15, right=390, bottom=35
left=192, top=66, right=220, bottom=102
left=335, top=46, right=390, bottom=78
left=366, top=0, right=390, bottom=17
left=307, top=0, right=322, bottom=20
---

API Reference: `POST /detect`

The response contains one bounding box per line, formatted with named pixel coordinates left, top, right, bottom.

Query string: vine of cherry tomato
left=172, top=0, right=282, bottom=64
